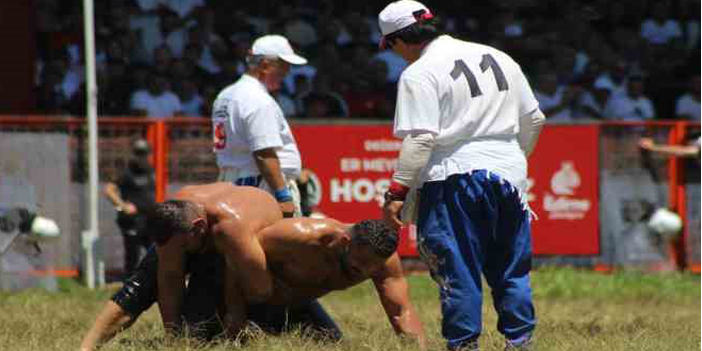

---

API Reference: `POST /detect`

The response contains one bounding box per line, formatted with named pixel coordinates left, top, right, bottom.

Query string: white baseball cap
left=251, top=35, right=307, bottom=65
left=378, top=0, right=433, bottom=36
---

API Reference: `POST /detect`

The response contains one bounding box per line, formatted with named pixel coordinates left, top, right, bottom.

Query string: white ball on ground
left=647, top=208, right=682, bottom=240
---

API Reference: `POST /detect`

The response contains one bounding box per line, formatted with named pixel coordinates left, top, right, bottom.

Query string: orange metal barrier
left=0, top=117, right=699, bottom=273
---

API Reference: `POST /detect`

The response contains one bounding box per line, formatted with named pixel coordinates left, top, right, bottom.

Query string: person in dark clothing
left=103, top=139, right=156, bottom=277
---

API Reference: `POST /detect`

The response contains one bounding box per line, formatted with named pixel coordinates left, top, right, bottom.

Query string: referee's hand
left=383, top=200, right=404, bottom=230
left=279, top=201, right=295, bottom=218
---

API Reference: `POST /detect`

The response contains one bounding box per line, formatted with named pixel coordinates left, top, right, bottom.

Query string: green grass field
left=0, top=267, right=698, bottom=351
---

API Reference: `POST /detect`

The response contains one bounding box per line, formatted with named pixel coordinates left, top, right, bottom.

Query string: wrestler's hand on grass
left=279, top=201, right=295, bottom=218
left=383, top=200, right=404, bottom=230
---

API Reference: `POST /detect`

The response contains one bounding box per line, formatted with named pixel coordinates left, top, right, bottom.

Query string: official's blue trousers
left=416, top=170, right=535, bottom=350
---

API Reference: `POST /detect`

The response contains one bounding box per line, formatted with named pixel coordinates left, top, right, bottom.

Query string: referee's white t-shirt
left=393, top=35, right=538, bottom=192
left=212, top=74, right=301, bottom=178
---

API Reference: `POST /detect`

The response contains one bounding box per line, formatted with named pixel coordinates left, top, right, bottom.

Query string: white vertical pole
left=82, top=0, right=102, bottom=289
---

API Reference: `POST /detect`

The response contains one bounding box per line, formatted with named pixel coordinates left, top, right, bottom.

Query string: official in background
left=378, top=1, right=546, bottom=350
left=104, top=139, right=156, bottom=278
left=212, top=35, right=306, bottom=218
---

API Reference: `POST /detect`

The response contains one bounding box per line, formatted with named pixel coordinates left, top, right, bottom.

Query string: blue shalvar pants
left=416, top=170, right=535, bottom=350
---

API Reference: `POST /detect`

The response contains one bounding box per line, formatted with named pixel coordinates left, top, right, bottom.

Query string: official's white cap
left=378, top=0, right=432, bottom=36
left=251, top=35, right=307, bottom=65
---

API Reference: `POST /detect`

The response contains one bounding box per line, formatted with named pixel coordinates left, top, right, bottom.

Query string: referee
left=211, top=35, right=307, bottom=217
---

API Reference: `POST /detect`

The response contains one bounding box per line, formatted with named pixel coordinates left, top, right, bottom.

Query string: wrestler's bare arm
left=79, top=301, right=135, bottom=351
left=222, top=267, right=248, bottom=337
left=259, top=218, right=347, bottom=255
left=216, top=219, right=273, bottom=303
left=372, top=254, right=426, bottom=348
left=156, top=241, right=186, bottom=335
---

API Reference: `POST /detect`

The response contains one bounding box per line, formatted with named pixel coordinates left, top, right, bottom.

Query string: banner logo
left=543, top=161, right=591, bottom=220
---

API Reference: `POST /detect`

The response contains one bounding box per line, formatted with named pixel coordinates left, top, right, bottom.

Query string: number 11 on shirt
left=451, top=54, right=509, bottom=97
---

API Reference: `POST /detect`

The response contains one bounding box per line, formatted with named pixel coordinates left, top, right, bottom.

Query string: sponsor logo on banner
left=543, top=161, right=591, bottom=220
left=305, top=170, right=323, bottom=207
left=330, top=178, right=390, bottom=206
left=329, top=142, right=399, bottom=206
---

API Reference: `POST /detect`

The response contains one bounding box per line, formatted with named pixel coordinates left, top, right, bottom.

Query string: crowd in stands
left=34, top=0, right=700, bottom=121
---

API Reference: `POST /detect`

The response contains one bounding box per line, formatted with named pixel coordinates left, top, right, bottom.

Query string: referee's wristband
left=274, top=188, right=293, bottom=203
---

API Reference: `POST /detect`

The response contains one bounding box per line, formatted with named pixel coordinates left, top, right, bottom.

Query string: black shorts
left=111, top=246, right=342, bottom=341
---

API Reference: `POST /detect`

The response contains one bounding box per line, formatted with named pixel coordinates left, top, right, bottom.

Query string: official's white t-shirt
left=675, top=94, right=701, bottom=121
left=393, top=35, right=539, bottom=192
left=130, top=90, right=182, bottom=119
left=212, top=74, right=301, bottom=178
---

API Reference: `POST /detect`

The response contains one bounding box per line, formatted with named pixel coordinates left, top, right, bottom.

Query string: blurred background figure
left=29, top=0, right=701, bottom=122
left=534, top=72, right=579, bottom=121
left=175, top=79, right=204, bottom=117
left=103, top=139, right=156, bottom=279
left=603, top=74, right=655, bottom=121
left=675, top=73, right=700, bottom=121
left=639, top=136, right=701, bottom=159
left=129, top=71, right=182, bottom=118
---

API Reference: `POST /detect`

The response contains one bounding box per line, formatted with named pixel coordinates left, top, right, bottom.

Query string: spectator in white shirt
left=533, top=72, right=579, bottom=121
left=134, top=0, right=161, bottom=12
left=679, top=0, right=701, bottom=51
left=163, top=0, right=204, bottom=19
left=603, top=75, right=655, bottom=120
left=675, top=74, right=701, bottom=121
left=188, top=25, right=224, bottom=74
left=130, top=72, right=182, bottom=118
left=274, top=91, right=298, bottom=118
left=372, top=49, right=408, bottom=83
left=129, top=6, right=162, bottom=63
left=640, top=2, right=683, bottom=46
left=283, top=64, right=317, bottom=96
left=284, top=13, right=318, bottom=48
left=576, top=61, right=610, bottom=120
left=593, top=58, right=629, bottom=98
left=161, top=10, right=189, bottom=58
left=176, top=80, right=204, bottom=117
left=578, top=84, right=610, bottom=120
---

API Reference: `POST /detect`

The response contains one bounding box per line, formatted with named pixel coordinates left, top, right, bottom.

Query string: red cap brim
left=379, top=36, right=387, bottom=50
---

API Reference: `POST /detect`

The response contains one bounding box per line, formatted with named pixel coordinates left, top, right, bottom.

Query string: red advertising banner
left=293, top=125, right=418, bottom=256
left=293, top=124, right=600, bottom=257
left=527, top=125, right=600, bottom=255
